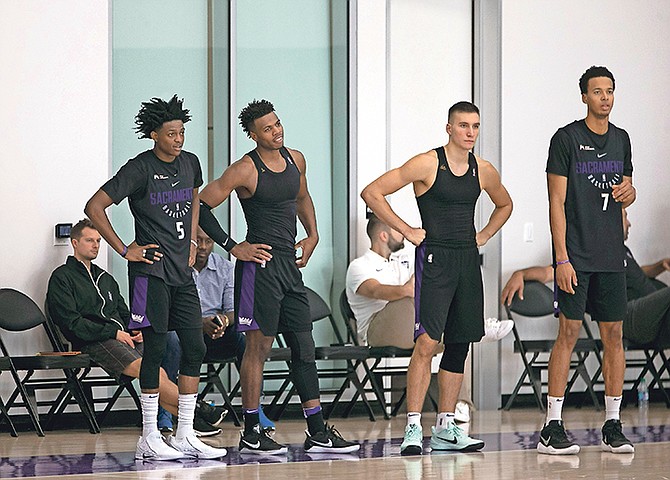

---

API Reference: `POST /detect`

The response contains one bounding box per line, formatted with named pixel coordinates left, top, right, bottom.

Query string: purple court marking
left=3, top=424, right=670, bottom=477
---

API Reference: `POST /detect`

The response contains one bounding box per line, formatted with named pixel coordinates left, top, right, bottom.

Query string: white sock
left=140, top=393, right=159, bottom=437
left=175, top=393, right=198, bottom=440
left=407, top=412, right=422, bottom=426
left=605, top=395, right=622, bottom=421
left=436, top=412, right=455, bottom=432
left=546, top=396, right=564, bottom=423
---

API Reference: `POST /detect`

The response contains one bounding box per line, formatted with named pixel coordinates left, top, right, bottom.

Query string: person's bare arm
left=547, top=173, right=577, bottom=294
left=199, top=159, right=273, bottom=263
left=501, top=266, right=553, bottom=306
left=641, top=258, right=670, bottom=278
left=356, top=275, right=414, bottom=302
left=476, top=159, right=513, bottom=247
left=85, top=190, right=162, bottom=264
left=188, top=188, right=200, bottom=267
left=612, top=175, right=636, bottom=208
left=292, top=149, right=319, bottom=268
left=361, top=153, right=435, bottom=246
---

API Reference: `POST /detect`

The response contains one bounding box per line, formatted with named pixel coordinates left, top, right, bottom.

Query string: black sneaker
left=304, top=424, right=360, bottom=453
left=601, top=419, right=634, bottom=453
left=196, top=401, right=228, bottom=428
left=193, top=416, right=222, bottom=437
left=239, top=424, right=287, bottom=455
left=537, top=420, right=580, bottom=455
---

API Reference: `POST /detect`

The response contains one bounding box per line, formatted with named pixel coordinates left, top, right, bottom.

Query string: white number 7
left=601, top=193, right=609, bottom=211
left=176, top=221, right=185, bottom=239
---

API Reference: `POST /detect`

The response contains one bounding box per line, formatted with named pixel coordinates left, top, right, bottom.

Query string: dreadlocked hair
left=134, top=94, right=191, bottom=139
left=238, top=99, right=275, bottom=137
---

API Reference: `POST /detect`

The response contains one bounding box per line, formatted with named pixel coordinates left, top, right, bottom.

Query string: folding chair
left=0, top=288, right=100, bottom=436
left=502, top=280, right=601, bottom=411
left=44, top=303, right=141, bottom=426
left=338, top=290, right=418, bottom=419
left=0, top=357, right=19, bottom=436
left=198, top=355, right=242, bottom=426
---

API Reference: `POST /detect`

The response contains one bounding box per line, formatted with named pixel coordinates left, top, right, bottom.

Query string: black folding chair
left=503, top=281, right=601, bottom=411
left=0, top=288, right=100, bottom=436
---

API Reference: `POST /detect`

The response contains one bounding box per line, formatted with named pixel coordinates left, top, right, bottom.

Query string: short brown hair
left=70, top=218, right=97, bottom=240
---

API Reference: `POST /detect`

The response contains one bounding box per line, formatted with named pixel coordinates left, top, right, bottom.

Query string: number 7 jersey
left=546, top=119, right=633, bottom=272
left=102, top=149, right=203, bottom=285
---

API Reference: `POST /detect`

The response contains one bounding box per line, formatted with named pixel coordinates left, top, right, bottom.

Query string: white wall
left=0, top=0, right=110, bottom=400
left=500, top=0, right=670, bottom=394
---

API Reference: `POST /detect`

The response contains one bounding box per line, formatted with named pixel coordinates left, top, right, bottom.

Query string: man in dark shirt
left=544, top=66, right=637, bottom=455
left=198, top=99, right=358, bottom=455
left=85, top=95, right=226, bottom=460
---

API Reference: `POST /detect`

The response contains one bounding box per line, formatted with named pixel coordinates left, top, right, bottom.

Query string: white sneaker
left=481, top=318, right=514, bottom=342
left=454, top=401, right=470, bottom=423
left=135, top=431, right=186, bottom=460
left=167, top=433, right=228, bottom=459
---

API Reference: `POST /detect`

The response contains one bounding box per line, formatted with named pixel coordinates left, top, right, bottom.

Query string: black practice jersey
left=102, top=149, right=203, bottom=285
left=546, top=120, right=633, bottom=272
left=416, top=147, right=481, bottom=248
left=239, top=147, right=300, bottom=255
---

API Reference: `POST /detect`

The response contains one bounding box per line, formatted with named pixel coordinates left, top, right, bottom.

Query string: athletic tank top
left=240, top=147, right=300, bottom=255
left=416, top=147, right=481, bottom=248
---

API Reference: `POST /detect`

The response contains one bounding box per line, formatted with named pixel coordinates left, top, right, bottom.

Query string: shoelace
left=326, top=424, right=345, bottom=440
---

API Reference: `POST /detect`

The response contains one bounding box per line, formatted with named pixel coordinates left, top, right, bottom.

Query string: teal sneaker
left=429, top=424, right=484, bottom=452
left=400, top=424, right=423, bottom=456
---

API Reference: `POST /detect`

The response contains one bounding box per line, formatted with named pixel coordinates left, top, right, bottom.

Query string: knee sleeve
left=139, top=330, right=168, bottom=390
left=439, top=342, right=470, bottom=374
left=176, top=328, right=206, bottom=377
left=282, top=330, right=319, bottom=403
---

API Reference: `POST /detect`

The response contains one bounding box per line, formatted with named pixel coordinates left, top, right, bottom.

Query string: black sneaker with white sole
left=193, top=416, right=222, bottom=437
left=196, top=401, right=228, bottom=428
left=537, top=420, right=580, bottom=455
left=239, top=424, right=287, bottom=455
left=304, top=424, right=360, bottom=453
left=601, top=419, right=634, bottom=453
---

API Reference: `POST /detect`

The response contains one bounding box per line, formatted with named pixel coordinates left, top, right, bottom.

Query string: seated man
left=46, top=219, right=226, bottom=444
left=345, top=214, right=514, bottom=421
left=502, top=209, right=670, bottom=347
left=159, top=227, right=274, bottom=432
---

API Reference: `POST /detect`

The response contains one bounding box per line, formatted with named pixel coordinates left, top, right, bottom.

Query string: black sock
left=244, top=409, right=260, bottom=434
left=305, top=409, right=326, bottom=435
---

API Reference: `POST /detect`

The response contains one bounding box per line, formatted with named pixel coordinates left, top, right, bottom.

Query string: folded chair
left=0, top=288, right=99, bottom=435
left=502, top=280, right=601, bottom=411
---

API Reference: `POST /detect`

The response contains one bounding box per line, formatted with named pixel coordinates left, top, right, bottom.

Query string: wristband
left=120, top=245, right=128, bottom=257
left=190, top=239, right=198, bottom=248
left=556, top=259, right=570, bottom=265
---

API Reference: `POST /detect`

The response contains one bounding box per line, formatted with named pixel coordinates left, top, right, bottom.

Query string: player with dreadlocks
left=85, top=95, right=227, bottom=460
left=198, top=99, right=360, bottom=455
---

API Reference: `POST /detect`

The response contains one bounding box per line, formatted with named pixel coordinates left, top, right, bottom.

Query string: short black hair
left=238, top=99, right=275, bottom=137
left=448, top=101, right=480, bottom=123
left=134, top=94, right=191, bottom=139
left=579, top=66, right=615, bottom=94
left=71, top=218, right=97, bottom=240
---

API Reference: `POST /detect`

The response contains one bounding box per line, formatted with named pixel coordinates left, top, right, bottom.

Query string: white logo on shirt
left=579, top=144, right=595, bottom=151
left=153, top=174, right=169, bottom=180
left=597, top=152, right=608, bottom=158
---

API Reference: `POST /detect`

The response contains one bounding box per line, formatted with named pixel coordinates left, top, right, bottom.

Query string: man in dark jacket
left=46, top=219, right=225, bottom=439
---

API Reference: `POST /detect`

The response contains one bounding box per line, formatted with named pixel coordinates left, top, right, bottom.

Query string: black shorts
left=81, top=339, right=143, bottom=381
left=128, top=274, right=202, bottom=334
left=557, top=270, right=626, bottom=322
left=414, top=244, right=484, bottom=343
left=235, top=253, right=311, bottom=337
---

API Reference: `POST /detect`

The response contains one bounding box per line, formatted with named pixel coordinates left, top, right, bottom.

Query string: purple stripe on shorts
left=413, top=243, right=427, bottom=340
left=128, top=276, right=151, bottom=329
left=237, top=261, right=259, bottom=332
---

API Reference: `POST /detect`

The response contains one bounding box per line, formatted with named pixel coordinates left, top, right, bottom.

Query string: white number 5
left=601, top=193, right=609, bottom=211
left=176, top=221, right=185, bottom=239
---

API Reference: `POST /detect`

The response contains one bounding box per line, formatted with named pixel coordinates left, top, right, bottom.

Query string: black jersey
left=624, top=247, right=659, bottom=300
left=102, top=149, right=203, bottom=286
left=546, top=120, right=633, bottom=272
left=416, top=147, right=481, bottom=248
left=239, top=147, right=300, bottom=255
